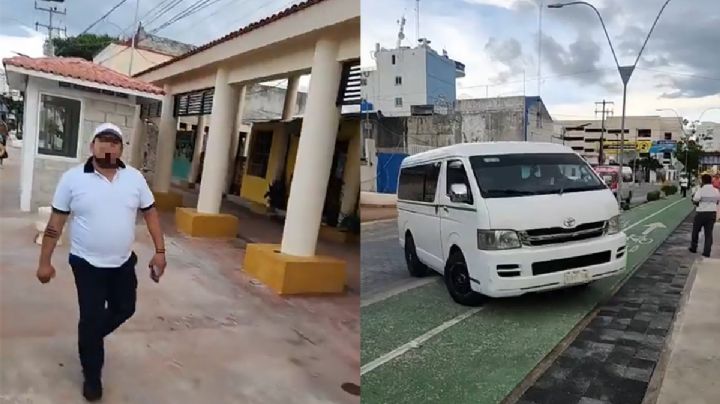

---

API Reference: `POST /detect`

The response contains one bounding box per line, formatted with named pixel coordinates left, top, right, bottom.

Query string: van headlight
left=607, top=215, right=621, bottom=235
left=477, top=230, right=522, bottom=250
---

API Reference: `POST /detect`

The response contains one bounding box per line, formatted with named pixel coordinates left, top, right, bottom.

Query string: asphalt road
left=360, top=196, right=694, bottom=404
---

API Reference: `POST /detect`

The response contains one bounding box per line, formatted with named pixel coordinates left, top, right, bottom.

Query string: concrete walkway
left=0, top=153, right=360, bottom=403
left=652, top=225, right=720, bottom=404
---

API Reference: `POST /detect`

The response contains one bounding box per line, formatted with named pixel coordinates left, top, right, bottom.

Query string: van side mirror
left=449, top=183, right=470, bottom=203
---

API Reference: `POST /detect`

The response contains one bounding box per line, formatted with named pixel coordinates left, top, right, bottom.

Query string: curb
left=361, top=218, right=397, bottom=227
left=502, top=205, right=693, bottom=404
left=641, top=258, right=700, bottom=404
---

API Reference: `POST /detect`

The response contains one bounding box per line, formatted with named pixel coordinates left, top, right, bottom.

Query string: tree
left=629, top=155, right=662, bottom=182
left=52, top=34, right=117, bottom=60
left=674, top=140, right=703, bottom=175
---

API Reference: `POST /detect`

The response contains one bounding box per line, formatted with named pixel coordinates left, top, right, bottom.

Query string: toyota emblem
left=563, top=217, right=576, bottom=228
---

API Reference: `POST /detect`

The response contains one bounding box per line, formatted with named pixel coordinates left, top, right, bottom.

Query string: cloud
left=0, top=26, right=45, bottom=60
left=461, top=0, right=535, bottom=9
left=484, top=37, right=528, bottom=84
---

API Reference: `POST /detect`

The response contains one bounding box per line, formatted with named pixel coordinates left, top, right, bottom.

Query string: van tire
left=404, top=234, right=429, bottom=277
left=444, top=251, right=485, bottom=307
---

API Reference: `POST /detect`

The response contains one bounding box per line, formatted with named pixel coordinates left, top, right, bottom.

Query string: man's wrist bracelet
left=156, top=249, right=166, bottom=254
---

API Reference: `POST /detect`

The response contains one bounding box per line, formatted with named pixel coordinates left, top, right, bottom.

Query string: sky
left=362, top=0, right=720, bottom=123
left=0, top=0, right=308, bottom=87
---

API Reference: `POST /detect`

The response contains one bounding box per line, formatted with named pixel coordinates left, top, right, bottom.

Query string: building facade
left=362, top=39, right=465, bottom=117
left=559, top=116, right=684, bottom=175
left=457, top=96, right=555, bottom=143
left=693, top=121, right=720, bottom=152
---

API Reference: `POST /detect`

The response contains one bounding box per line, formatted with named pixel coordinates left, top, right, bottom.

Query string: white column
left=225, top=85, right=247, bottom=193
left=188, top=115, right=204, bottom=183
left=281, top=38, right=342, bottom=257
left=153, top=85, right=178, bottom=193
left=340, top=129, right=361, bottom=218
left=130, top=105, right=145, bottom=168
left=20, top=77, right=40, bottom=212
left=282, top=75, right=300, bottom=121
left=197, top=67, right=239, bottom=214
left=270, top=75, right=300, bottom=182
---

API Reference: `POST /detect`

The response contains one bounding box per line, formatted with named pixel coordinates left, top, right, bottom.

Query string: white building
left=2, top=56, right=163, bottom=211
left=362, top=38, right=465, bottom=117
left=693, top=121, right=720, bottom=152
left=559, top=115, right=684, bottom=175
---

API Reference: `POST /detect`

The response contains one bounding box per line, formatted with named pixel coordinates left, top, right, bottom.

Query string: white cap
left=93, top=122, right=123, bottom=141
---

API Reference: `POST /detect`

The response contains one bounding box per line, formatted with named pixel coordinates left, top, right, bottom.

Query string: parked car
left=397, top=142, right=627, bottom=306
left=594, top=166, right=632, bottom=209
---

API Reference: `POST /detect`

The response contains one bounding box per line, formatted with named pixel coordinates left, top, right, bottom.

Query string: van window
left=423, top=163, right=440, bottom=202
left=446, top=160, right=473, bottom=204
left=398, top=162, right=440, bottom=202
left=470, top=153, right=606, bottom=198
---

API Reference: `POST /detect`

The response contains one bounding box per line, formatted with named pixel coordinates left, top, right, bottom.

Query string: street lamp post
left=549, top=0, right=673, bottom=205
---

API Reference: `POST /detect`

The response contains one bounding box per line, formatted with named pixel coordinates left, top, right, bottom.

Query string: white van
left=397, top=142, right=627, bottom=306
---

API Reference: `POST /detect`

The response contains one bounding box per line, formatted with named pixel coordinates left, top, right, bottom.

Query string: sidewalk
left=0, top=154, right=360, bottom=403
left=650, top=225, right=720, bottom=404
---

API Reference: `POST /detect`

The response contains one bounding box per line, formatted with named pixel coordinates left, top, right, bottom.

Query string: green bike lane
left=361, top=196, right=693, bottom=404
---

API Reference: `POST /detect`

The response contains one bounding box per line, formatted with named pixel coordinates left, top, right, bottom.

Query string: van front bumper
left=468, top=233, right=627, bottom=298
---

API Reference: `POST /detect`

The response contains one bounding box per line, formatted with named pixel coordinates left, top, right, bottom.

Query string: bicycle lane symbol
left=626, top=233, right=653, bottom=253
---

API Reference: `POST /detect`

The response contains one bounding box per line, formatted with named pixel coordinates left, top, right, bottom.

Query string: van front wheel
left=404, top=234, right=429, bottom=277
left=444, top=251, right=485, bottom=307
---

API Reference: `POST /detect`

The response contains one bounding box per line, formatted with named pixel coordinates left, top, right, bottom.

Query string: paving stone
left=519, top=217, right=695, bottom=404
left=624, top=366, right=653, bottom=382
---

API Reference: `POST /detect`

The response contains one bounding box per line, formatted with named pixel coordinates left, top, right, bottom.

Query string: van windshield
left=469, top=153, right=607, bottom=198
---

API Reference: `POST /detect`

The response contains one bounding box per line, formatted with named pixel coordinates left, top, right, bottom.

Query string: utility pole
left=35, top=0, right=67, bottom=57
left=595, top=100, right=614, bottom=165
left=128, top=0, right=141, bottom=75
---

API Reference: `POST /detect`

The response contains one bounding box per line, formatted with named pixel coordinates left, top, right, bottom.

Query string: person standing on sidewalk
left=0, top=121, right=8, bottom=168
left=36, top=123, right=167, bottom=402
left=680, top=175, right=689, bottom=197
left=689, top=173, right=720, bottom=257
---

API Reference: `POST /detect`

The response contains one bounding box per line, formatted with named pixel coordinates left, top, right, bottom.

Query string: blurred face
left=91, top=134, right=123, bottom=169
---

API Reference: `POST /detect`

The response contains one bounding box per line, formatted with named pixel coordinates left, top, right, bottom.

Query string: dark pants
left=70, top=252, right=138, bottom=383
left=681, top=186, right=688, bottom=197
left=690, top=212, right=717, bottom=256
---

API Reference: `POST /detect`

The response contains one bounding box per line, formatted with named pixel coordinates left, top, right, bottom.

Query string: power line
left=225, top=0, right=298, bottom=30
left=119, top=0, right=176, bottom=35
left=144, top=0, right=185, bottom=27
left=150, top=0, right=223, bottom=34
left=80, top=0, right=130, bottom=35
left=162, top=0, right=248, bottom=32
left=141, top=0, right=177, bottom=22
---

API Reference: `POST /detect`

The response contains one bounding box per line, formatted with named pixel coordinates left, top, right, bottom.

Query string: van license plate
left=564, top=269, right=590, bottom=285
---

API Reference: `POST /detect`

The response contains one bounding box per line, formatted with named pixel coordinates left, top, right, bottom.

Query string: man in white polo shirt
left=36, top=123, right=167, bottom=402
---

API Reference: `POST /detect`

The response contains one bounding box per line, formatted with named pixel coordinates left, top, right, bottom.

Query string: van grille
left=532, top=251, right=611, bottom=275
left=521, top=221, right=606, bottom=246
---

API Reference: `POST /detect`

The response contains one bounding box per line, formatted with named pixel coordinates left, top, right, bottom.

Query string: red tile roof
left=134, top=0, right=327, bottom=78
left=2, top=56, right=164, bottom=95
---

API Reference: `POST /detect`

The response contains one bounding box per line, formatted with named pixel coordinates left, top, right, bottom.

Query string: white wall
left=695, top=122, right=720, bottom=152
left=364, top=47, right=427, bottom=116
left=20, top=76, right=139, bottom=211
